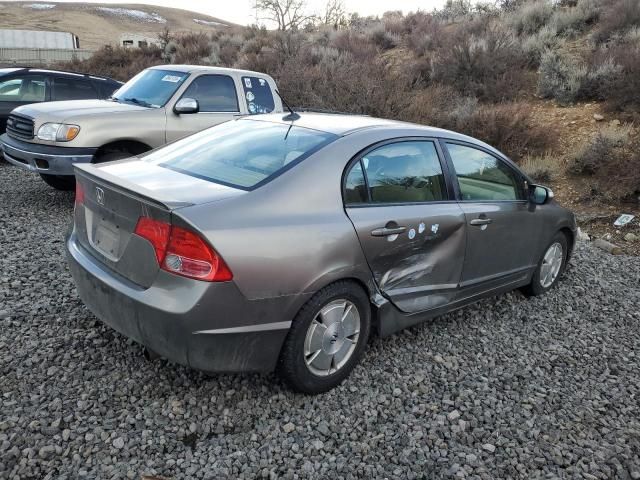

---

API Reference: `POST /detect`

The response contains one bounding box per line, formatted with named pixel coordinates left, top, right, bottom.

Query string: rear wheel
left=278, top=281, right=371, bottom=394
left=522, top=232, right=568, bottom=296
left=39, top=174, right=75, bottom=191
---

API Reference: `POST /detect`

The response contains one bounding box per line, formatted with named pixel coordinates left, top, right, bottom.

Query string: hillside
left=0, top=2, right=234, bottom=49
left=6, top=0, right=640, bottom=253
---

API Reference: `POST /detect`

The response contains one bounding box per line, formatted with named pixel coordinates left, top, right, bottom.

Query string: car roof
left=148, top=64, right=275, bottom=79
left=241, top=112, right=490, bottom=143
left=0, top=67, right=120, bottom=83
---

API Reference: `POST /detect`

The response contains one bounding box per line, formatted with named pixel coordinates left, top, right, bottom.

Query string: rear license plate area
left=93, top=217, right=121, bottom=260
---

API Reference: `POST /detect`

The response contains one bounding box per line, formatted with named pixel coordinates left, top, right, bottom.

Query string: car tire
left=522, top=232, right=568, bottom=297
left=39, top=174, right=75, bottom=191
left=278, top=281, right=371, bottom=394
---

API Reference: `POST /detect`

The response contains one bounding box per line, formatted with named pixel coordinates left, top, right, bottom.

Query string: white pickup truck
left=1, top=65, right=283, bottom=190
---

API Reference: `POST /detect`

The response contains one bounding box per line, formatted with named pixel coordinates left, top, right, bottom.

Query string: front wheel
left=278, top=281, right=371, bottom=394
left=40, top=174, right=75, bottom=191
left=522, top=232, right=568, bottom=296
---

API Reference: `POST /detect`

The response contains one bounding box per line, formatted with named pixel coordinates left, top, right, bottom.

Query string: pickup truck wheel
left=93, top=150, right=132, bottom=163
left=39, top=174, right=75, bottom=191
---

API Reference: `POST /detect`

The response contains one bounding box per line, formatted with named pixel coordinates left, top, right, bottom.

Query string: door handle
left=470, top=218, right=493, bottom=226
left=371, top=226, right=406, bottom=237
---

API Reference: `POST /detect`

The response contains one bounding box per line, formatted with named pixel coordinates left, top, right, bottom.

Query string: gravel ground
left=1, top=163, right=640, bottom=480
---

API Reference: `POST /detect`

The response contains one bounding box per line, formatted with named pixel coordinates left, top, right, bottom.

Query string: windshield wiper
left=107, top=96, right=120, bottom=103
left=123, top=97, right=153, bottom=108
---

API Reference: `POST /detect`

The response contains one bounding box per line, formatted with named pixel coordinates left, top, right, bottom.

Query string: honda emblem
left=95, top=187, right=105, bottom=206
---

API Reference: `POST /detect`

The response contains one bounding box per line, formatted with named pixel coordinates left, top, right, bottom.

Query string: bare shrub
left=507, top=0, right=554, bottom=35
left=537, top=50, right=621, bottom=104
left=597, top=43, right=640, bottom=113
left=570, top=126, right=639, bottom=201
left=593, top=0, right=640, bottom=43
left=404, top=86, right=551, bottom=158
left=368, top=26, right=399, bottom=50
left=520, top=153, right=560, bottom=183
left=521, top=25, right=564, bottom=65
left=57, top=45, right=163, bottom=81
left=549, top=0, right=600, bottom=36
left=330, top=30, right=377, bottom=59
left=569, top=125, right=631, bottom=174
left=431, top=28, right=531, bottom=101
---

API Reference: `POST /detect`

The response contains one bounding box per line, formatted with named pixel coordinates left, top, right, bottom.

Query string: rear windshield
left=144, top=120, right=337, bottom=190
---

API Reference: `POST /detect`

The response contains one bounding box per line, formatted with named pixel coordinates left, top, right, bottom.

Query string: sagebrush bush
left=507, top=0, right=555, bottom=35
left=521, top=25, right=564, bottom=65
left=520, top=153, right=560, bottom=183
left=593, top=0, right=640, bottom=43
left=595, top=44, right=640, bottom=113
left=569, top=126, right=631, bottom=174
left=536, top=49, right=619, bottom=104
left=549, top=0, right=600, bottom=36
left=368, top=26, right=399, bottom=50
left=403, top=86, right=551, bottom=158
left=570, top=126, right=639, bottom=201
left=431, top=28, right=531, bottom=101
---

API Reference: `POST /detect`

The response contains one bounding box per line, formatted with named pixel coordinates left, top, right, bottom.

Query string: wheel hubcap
left=540, top=242, right=563, bottom=288
left=304, top=299, right=360, bottom=377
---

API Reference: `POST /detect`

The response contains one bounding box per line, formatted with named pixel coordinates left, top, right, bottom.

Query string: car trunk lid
left=73, top=161, right=244, bottom=288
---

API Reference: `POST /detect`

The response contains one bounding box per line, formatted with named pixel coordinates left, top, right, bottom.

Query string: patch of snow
left=23, top=3, right=56, bottom=9
left=193, top=19, right=225, bottom=27
left=95, top=7, right=166, bottom=24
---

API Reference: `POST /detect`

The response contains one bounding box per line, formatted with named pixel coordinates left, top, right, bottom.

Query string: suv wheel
left=94, top=150, right=132, bottom=163
left=39, top=174, right=75, bottom=191
left=278, top=281, right=371, bottom=394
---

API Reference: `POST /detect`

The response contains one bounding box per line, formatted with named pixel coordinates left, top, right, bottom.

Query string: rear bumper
left=66, top=231, right=294, bottom=373
left=1, top=133, right=96, bottom=176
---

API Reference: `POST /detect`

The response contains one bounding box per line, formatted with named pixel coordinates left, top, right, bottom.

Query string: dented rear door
left=344, top=139, right=467, bottom=314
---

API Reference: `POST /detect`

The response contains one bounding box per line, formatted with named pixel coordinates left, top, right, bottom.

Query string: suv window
left=52, top=77, right=97, bottom=101
left=344, top=141, right=447, bottom=205
left=0, top=75, right=46, bottom=102
left=446, top=143, right=523, bottom=201
left=241, top=76, right=275, bottom=114
left=181, top=75, right=239, bottom=112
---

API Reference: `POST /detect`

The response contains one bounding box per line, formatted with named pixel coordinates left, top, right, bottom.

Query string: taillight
left=133, top=217, right=232, bottom=282
left=134, top=217, right=170, bottom=263
left=75, top=181, right=84, bottom=206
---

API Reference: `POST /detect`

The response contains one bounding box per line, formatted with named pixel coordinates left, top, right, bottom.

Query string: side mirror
left=529, top=184, right=554, bottom=205
left=174, top=98, right=199, bottom=114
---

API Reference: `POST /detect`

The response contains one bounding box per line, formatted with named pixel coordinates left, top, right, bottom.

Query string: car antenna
left=275, top=90, right=300, bottom=121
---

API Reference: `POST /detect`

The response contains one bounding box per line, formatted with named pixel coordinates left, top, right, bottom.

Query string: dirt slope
left=0, top=2, right=234, bottom=49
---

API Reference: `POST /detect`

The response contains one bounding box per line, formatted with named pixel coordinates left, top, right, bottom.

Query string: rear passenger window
left=344, top=141, right=447, bottom=205
left=181, top=75, right=239, bottom=112
left=0, top=75, right=46, bottom=102
left=446, top=143, right=523, bottom=201
left=241, top=76, right=275, bottom=114
left=52, top=77, right=97, bottom=101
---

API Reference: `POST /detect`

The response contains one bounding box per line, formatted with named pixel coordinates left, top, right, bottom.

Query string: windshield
left=144, top=120, right=337, bottom=189
left=111, top=69, right=189, bottom=108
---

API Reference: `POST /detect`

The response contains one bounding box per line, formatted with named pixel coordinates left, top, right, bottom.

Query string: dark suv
left=0, top=67, right=122, bottom=134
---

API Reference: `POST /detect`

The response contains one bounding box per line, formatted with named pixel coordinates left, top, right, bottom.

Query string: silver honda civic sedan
left=66, top=112, right=576, bottom=393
